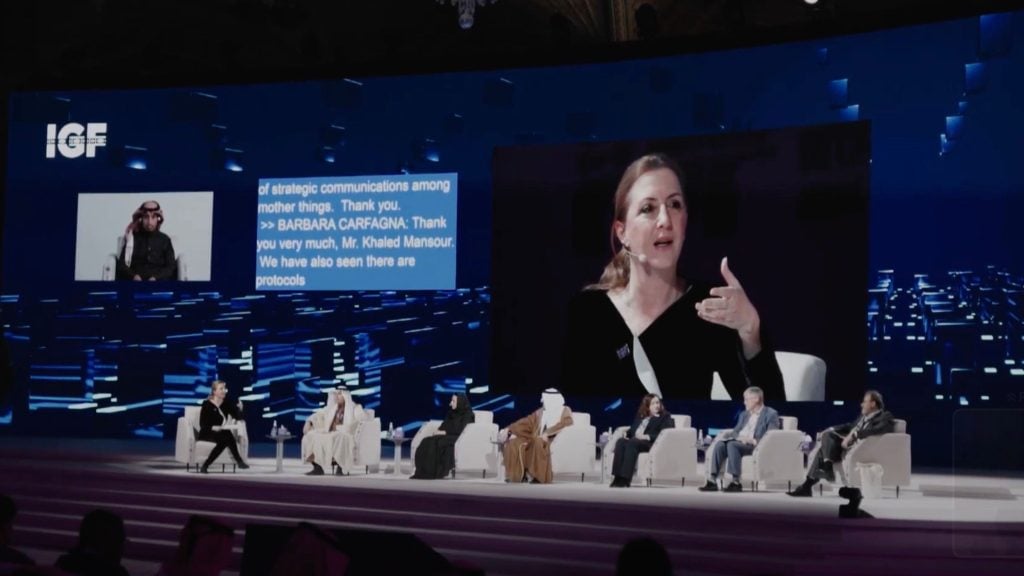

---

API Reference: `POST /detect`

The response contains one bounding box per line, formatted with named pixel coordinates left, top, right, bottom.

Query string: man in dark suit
left=788, top=389, right=895, bottom=497
left=700, top=386, right=780, bottom=493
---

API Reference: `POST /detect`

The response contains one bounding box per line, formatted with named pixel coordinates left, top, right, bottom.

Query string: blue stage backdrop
left=3, top=11, right=1024, bottom=467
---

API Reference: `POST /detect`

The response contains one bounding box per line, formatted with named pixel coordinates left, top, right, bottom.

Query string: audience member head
left=743, top=386, right=764, bottom=411
left=0, top=494, right=16, bottom=545
left=77, top=509, right=126, bottom=565
left=162, top=515, right=234, bottom=576
left=269, top=522, right=349, bottom=576
left=637, top=394, right=667, bottom=418
left=616, top=537, right=672, bottom=576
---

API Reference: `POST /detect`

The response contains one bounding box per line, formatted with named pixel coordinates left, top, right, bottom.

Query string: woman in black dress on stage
left=562, top=153, right=784, bottom=401
left=411, top=394, right=475, bottom=479
left=198, top=380, right=249, bottom=473
left=610, top=394, right=675, bottom=487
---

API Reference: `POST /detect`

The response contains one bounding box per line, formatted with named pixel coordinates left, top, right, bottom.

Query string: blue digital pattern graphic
left=2, top=12, right=1023, bottom=450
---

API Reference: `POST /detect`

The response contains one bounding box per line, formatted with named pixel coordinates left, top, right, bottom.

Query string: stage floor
left=12, top=436, right=1024, bottom=524
left=3, top=437, right=1023, bottom=576
left=144, top=461, right=1024, bottom=524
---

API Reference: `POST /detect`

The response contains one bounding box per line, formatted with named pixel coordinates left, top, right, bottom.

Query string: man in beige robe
left=301, top=387, right=367, bottom=475
left=501, top=388, right=574, bottom=484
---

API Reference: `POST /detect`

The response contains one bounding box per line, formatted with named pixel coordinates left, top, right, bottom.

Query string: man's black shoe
left=787, top=483, right=814, bottom=497
left=723, top=481, right=743, bottom=493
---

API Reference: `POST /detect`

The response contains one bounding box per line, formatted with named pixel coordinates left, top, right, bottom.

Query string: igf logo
left=45, top=122, right=107, bottom=158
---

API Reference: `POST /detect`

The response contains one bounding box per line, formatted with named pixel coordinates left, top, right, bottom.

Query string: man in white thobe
left=301, top=387, right=367, bottom=475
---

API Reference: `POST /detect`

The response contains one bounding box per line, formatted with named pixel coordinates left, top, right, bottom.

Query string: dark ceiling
left=2, top=0, right=1023, bottom=90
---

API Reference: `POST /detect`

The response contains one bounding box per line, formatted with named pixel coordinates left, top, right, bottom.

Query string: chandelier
left=437, top=0, right=498, bottom=30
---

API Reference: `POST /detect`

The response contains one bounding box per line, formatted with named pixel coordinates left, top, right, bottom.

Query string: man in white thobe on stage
left=301, top=387, right=367, bottom=475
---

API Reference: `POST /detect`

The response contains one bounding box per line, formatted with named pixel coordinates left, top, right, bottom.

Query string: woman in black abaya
left=411, top=394, right=474, bottom=479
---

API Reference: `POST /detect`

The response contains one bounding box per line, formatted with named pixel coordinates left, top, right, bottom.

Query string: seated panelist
left=500, top=388, right=573, bottom=484
left=609, top=394, right=674, bottom=487
left=788, top=390, right=895, bottom=497
left=198, top=380, right=248, bottom=474
left=301, top=386, right=367, bottom=476
left=410, top=394, right=475, bottom=479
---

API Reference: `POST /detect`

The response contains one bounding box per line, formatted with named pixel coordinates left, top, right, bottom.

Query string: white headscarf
left=123, top=233, right=134, bottom=269
left=322, top=387, right=356, bottom=431
left=540, top=388, right=565, bottom=431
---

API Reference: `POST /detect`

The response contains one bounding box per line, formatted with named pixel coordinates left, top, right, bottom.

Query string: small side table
left=696, top=435, right=713, bottom=464
left=490, top=439, right=506, bottom=481
left=389, top=437, right=409, bottom=476
left=267, top=434, right=294, bottom=473
left=595, top=438, right=611, bottom=484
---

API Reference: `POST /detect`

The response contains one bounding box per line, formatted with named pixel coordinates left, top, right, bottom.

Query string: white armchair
left=838, top=418, right=911, bottom=497
left=410, top=410, right=499, bottom=478
left=457, top=410, right=499, bottom=478
left=711, top=351, right=826, bottom=401
left=174, top=405, right=249, bottom=472
left=351, top=409, right=382, bottom=474
left=737, top=416, right=805, bottom=491
left=707, top=416, right=803, bottom=491
left=602, top=415, right=696, bottom=487
left=550, top=412, right=597, bottom=482
left=806, top=419, right=911, bottom=498
left=637, top=415, right=697, bottom=487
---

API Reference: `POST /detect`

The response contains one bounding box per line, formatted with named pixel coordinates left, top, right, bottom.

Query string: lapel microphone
left=622, top=245, right=648, bottom=264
